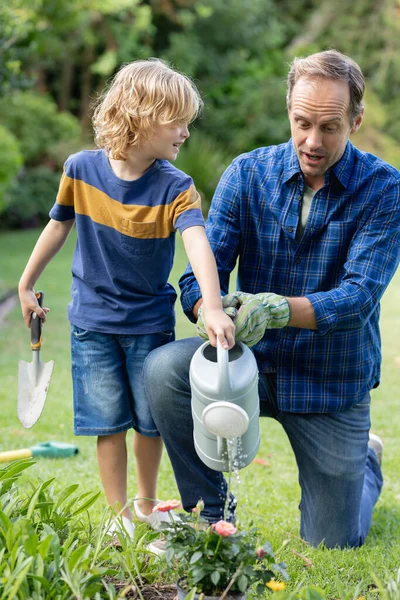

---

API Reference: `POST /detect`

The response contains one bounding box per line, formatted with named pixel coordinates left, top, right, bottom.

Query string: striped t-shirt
left=50, top=149, right=204, bottom=333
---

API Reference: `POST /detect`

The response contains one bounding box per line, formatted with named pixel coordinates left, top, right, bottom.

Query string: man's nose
left=182, top=125, right=190, bottom=139
left=306, top=128, right=322, bottom=150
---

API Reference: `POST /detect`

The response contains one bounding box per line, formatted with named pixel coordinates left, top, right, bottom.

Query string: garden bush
left=0, top=91, right=82, bottom=166
left=174, top=131, right=232, bottom=213
left=0, top=125, right=23, bottom=212
left=2, top=166, right=61, bottom=229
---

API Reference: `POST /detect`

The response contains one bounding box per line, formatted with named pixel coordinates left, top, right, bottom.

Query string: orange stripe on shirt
left=56, top=175, right=201, bottom=239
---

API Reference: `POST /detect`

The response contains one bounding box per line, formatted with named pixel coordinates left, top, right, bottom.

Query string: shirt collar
left=330, top=141, right=355, bottom=188
left=282, top=140, right=302, bottom=183
left=282, top=139, right=356, bottom=189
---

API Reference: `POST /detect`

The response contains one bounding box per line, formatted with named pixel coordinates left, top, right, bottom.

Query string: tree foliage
left=1, top=0, right=400, bottom=223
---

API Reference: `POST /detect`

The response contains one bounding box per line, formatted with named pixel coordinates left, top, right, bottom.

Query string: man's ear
left=350, top=108, right=364, bottom=134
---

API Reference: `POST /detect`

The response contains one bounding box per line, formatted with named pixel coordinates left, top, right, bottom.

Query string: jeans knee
left=143, top=337, right=200, bottom=417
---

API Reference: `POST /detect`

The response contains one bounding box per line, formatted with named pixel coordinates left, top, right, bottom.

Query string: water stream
left=223, top=436, right=245, bottom=521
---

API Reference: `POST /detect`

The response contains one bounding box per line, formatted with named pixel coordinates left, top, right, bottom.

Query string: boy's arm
left=18, top=218, right=75, bottom=326
left=181, top=226, right=235, bottom=349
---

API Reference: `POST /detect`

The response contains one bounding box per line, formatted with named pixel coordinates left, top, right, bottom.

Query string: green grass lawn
left=0, top=227, right=399, bottom=598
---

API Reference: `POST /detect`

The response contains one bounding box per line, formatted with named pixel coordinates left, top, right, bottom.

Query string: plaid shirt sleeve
left=307, top=178, right=400, bottom=335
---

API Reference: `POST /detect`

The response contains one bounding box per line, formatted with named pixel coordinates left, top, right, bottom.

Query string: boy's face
left=138, top=121, right=190, bottom=161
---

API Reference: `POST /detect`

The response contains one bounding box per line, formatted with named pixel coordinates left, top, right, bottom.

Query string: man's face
left=288, top=76, right=363, bottom=190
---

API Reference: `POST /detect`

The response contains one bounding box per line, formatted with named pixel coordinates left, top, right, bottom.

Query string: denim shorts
left=70, top=324, right=175, bottom=437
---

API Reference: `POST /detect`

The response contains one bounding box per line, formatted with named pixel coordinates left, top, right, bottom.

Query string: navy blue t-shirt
left=50, top=149, right=204, bottom=333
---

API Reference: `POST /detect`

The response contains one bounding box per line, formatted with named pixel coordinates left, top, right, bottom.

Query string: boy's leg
left=144, top=337, right=236, bottom=522
left=71, top=325, right=137, bottom=526
left=279, top=393, right=383, bottom=548
left=97, top=431, right=132, bottom=520
left=123, top=330, right=175, bottom=516
left=133, top=432, right=163, bottom=515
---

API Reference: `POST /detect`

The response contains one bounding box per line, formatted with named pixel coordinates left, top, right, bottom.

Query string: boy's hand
left=196, top=306, right=235, bottom=349
left=18, top=288, right=49, bottom=327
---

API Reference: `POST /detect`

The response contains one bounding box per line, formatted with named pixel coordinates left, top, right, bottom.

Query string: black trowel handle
left=31, top=291, right=44, bottom=351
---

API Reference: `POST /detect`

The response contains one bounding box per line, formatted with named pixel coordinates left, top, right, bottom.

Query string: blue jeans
left=71, top=324, right=174, bottom=436
left=144, top=337, right=383, bottom=548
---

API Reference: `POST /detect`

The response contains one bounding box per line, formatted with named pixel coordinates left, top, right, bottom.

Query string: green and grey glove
left=254, top=292, right=291, bottom=328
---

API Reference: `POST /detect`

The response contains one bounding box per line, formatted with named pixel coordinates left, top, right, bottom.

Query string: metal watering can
left=190, top=341, right=260, bottom=472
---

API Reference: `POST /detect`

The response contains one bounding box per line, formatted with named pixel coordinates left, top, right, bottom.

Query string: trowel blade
left=17, top=358, right=54, bottom=428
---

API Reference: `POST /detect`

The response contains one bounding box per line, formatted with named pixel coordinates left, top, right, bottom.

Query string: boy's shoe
left=368, top=433, right=383, bottom=466
left=105, top=515, right=135, bottom=543
left=133, top=496, right=181, bottom=531
left=147, top=536, right=167, bottom=556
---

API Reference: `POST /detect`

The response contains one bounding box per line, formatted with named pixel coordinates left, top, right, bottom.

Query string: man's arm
left=287, top=297, right=317, bottom=330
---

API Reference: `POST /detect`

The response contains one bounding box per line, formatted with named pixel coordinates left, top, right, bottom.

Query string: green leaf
left=210, top=570, right=221, bottom=585
left=192, top=568, right=206, bottom=584
left=22, top=529, right=38, bottom=556
left=237, top=574, right=248, bottom=593
left=189, top=550, right=203, bottom=564
left=68, top=543, right=90, bottom=571
left=70, top=491, right=101, bottom=516
left=53, top=484, right=80, bottom=511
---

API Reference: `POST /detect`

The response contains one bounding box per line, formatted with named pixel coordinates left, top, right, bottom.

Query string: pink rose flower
left=256, top=547, right=266, bottom=559
left=212, top=520, right=237, bottom=537
left=152, top=499, right=182, bottom=513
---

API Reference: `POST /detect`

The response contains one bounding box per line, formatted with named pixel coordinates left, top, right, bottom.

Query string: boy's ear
left=350, top=108, right=364, bottom=134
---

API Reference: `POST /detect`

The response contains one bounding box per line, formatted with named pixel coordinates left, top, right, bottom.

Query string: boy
left=18, top=58, right=235, bottom=540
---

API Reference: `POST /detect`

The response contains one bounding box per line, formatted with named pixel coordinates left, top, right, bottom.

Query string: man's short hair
left=286, top=49, right=365, bottom=123
left=92, top=58, right=203, bottom=160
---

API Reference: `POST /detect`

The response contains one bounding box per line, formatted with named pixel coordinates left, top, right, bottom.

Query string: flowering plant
left=153, top=499, right=288, bottom=597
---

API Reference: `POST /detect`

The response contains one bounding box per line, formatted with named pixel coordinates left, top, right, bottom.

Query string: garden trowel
left=18, top=291, right=54, bottom=428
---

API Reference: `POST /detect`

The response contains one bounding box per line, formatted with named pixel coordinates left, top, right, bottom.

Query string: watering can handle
left=217, top=339, right=232, bottom=398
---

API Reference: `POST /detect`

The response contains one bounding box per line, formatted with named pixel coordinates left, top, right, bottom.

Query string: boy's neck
left=108, top=149, right=156, bottom=181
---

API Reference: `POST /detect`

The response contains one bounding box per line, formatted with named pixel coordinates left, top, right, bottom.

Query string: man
left=144, top=50, right=400, bottom=548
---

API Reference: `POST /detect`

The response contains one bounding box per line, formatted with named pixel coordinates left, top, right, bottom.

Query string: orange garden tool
left=17, top=291, right=54, bottom=428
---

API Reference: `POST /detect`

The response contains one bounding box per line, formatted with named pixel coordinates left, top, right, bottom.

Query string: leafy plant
left=2, top=166, right=61, bottom=229
left=174, top=131, right=231, bottom=213
left=157, top=499, right=288, bottom=596
left=0, top=91, right=81, bottom=165
left=0, top=125, right=23, bottom=212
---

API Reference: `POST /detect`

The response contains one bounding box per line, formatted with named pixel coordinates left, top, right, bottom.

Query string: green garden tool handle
left=31, top=290, right=44, bottom=350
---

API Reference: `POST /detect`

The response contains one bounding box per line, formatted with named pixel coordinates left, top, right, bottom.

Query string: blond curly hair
left=92, top=58, right=203, bottom=160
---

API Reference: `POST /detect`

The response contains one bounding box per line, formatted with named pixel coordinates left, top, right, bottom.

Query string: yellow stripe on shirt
left=56, top=175, right=201, bottom=239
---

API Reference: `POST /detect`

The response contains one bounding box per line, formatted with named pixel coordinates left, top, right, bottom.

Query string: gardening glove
left=222, top=292, right=268, bottom=346
left=234, top=292, right=290, bottom=345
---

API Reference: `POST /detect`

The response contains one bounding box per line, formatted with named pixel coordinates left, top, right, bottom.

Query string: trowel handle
left=217, top=339, right=232, bottom=397
left=31, top=291, right=44, bottom=351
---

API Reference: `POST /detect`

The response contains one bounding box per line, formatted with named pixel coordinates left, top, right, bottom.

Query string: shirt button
left=287, top=227, right=293, bottom=233
left=296, top=258, right=301, bottom=264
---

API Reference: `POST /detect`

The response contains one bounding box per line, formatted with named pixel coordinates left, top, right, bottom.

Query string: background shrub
left=0, top=91, right=82, bottom=166
left=0, top=125, right=23, bottom=212
left=2, top=166, right=61, bottom=229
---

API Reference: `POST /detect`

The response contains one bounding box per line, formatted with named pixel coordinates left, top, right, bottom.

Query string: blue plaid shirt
left=180, top=140, right=400, bottom=413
